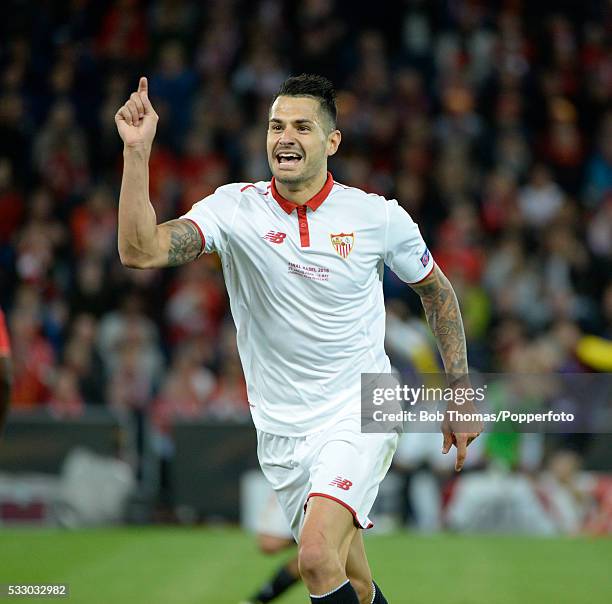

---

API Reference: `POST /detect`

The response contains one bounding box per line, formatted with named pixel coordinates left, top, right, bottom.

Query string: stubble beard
left=271, top=157, right=325, bottom=189
left=274, top=171, right=306, bottom=186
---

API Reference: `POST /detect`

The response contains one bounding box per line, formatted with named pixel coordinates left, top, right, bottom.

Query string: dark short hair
left=272, top=74, right=337, bottom=131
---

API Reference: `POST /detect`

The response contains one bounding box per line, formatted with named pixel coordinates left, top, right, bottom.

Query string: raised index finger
left=138, top=77, right=148, bottom=94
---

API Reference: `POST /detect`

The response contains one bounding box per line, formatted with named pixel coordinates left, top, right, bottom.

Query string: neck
left=274, top=170, right=328, bottom=205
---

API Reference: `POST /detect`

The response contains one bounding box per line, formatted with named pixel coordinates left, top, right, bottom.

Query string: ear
left=327, top=129, right=342, bottom=157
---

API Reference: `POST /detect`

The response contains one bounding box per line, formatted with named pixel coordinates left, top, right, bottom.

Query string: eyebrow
left=269, top=118, right=315, bottom=125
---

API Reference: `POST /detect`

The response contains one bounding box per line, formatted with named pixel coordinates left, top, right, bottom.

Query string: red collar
left=270, top=172, right=334, bottom=214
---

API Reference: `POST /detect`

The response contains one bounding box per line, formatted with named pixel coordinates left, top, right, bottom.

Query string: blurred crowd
left=0, top=0, right=611, bottom=525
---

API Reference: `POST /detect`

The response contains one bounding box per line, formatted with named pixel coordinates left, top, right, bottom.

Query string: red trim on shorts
left=0, top=309, right=10, bottom=355
left=305, top=493, right=374, bottom=530
left=296, top=206, right=310, bottom=247
left=182, top=218, right=205, bottom=255
left=409, top=262, right=435, bottom=285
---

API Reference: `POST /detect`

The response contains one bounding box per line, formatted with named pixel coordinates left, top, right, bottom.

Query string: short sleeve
left=180, top=186, right=240, bottom=255
left=383, top=198, right=434, bottom=284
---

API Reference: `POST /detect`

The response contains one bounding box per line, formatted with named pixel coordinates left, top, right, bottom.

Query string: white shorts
left=257, top=414, right=399, bottom=540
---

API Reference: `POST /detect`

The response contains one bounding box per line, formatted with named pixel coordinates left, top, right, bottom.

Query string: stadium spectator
left=48, top=365, right=85, bottom=419
left=32, top=101, right=89, bottom=199
left=97, top=291, right=163, bottom=385
left=96, top=0, right=149, bottom=62
left=149, top=41, right=198, bottom=151
left=164, top=256, right=226, bottom=346
left=70, top=185, right=117, bottom=259
left=67, top=256, right=113, bottom=319
left=518, top=163, right=564, bottom=228
left=106, top=339, right=159, bottom=415
left=8, top=294, right=55, bottom=410
left=205, top=357, right=250, bottom=420
left=151, top=339, right=216, bottom=438
left=536, top=450, right=594, bottom=534
left=62, top=313, right=107, bottom=405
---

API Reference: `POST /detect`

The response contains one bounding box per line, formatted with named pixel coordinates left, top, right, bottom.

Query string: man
left=0, top=307, right=12, bottom=435
left=115, top=74, right=481, bottom=604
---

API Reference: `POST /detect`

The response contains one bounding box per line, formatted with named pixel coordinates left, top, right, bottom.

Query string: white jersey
left=181, top=172, right=434, bottom=436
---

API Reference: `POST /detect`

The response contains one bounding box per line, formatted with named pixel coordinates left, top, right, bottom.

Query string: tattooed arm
left=115, top=77, right=202, bottom=269
left=409, top=263, right=468, bottom=378
left=117, top=145, right=202, bottom=269
left=410, top=264, right=481, bottom=471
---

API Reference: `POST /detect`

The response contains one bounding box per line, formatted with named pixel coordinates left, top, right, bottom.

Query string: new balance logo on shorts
left=263, top=231, right=287, bottom=244
left=329, top=476, right=353, bottom=490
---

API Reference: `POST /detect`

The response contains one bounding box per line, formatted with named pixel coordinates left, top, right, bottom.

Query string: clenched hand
left=115, top=77, right=158, bottom=151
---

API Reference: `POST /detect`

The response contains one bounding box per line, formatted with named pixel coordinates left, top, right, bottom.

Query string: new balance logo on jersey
left=329, top=476, right=353, bottom=490
left=263, top=231, right=287, bottom=244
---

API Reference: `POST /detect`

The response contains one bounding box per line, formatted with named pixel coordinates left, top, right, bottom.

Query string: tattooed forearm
left=410, top=265, right=468, bottom=378
left=164, top=219, right=203, bottom=266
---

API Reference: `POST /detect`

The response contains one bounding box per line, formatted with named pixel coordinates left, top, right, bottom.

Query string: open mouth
left=276, top=152, right=303, bottom=166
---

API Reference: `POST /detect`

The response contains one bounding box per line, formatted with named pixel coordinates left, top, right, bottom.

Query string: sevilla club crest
left=330, top=232, right=354, bottom=259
